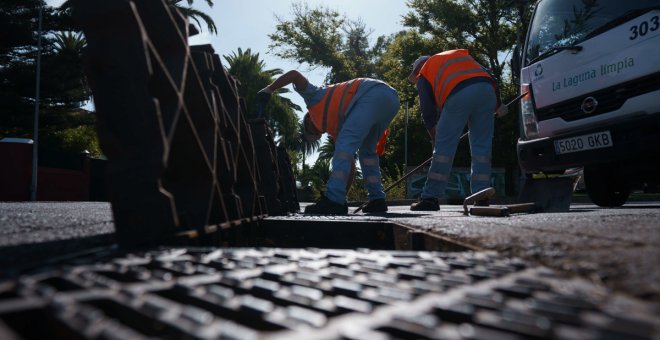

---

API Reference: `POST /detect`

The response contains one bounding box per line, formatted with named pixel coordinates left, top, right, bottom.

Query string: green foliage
left=346, top=182, right=367, bottom=202
left=52, top=31, right=85, bottom=52
left=403, top=0, right=520, bottom=80
left=308, top=157, right=332, bottom=200
left=223, top=48, right=300, bottom=145
left=269, top=2, right=390, bottom=83
left=0, top=0, right=92, bottom=151
left=381, top=99, right=434, bottom=173
left=285, top=121, right=321, bottom=158
left=317, top=137, right=335, bottom=162
left=382, top=164, right=407, bottom=200
left=376, top=31, right=442, bottom=103
left=346, top=163, right=407, bottom=202
left=41, top=124, right=101, bottom=157
left=167, top=0, right=218, bottom=34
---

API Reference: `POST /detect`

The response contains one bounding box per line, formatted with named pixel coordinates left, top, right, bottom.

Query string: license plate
left=554, top=131, right=613, bottom=155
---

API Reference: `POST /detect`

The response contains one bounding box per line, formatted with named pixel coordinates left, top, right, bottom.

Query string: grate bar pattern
left=1, top=248, right=657, bottom=339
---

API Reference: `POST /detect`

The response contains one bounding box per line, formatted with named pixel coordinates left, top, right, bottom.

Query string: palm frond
left=169, top=1, right=218, bottom=35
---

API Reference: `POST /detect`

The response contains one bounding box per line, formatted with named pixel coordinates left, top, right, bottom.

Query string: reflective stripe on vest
left=420, top=50, right=493, bottom=112
left=308, top=78, right=364, bottom=137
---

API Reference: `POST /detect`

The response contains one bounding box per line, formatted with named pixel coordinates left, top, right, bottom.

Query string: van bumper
left=517, top=113, right=660, bottom=173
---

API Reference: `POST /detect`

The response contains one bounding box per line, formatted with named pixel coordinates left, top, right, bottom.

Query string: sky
left=193, top=1, right=411, bottom=164
left=189, top=0, right=410, bottom=117
left=46, top=0, right=412, bottom=164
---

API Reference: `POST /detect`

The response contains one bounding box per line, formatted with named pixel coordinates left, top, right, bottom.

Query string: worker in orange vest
left=408, top=50, right=507, bottom=211
left=259, top=70, right=399, bottom=214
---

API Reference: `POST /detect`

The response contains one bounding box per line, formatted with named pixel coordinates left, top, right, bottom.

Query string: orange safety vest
left=419, top=49, right=494, bottom=112
left=307, top=78, right=364, bottom=139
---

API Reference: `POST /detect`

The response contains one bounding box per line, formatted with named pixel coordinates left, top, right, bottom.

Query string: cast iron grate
left=0, top=248, right=657, bottom=339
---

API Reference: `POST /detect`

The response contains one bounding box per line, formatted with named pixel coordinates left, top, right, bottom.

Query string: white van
left=516, top=0, right=660, bottom=206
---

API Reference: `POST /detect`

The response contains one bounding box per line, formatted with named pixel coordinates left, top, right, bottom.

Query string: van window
left=525, top=0, right=660, bottom=65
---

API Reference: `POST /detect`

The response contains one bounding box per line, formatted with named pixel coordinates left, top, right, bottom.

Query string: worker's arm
left=263, top=70, right=309, bottom=93
left=417, top=77, right=438, bottom=138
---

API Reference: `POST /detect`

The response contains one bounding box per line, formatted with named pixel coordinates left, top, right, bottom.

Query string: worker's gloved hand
left=495, top=104, right=508, bottom=118
left=257, top=87, right=272, bottom=104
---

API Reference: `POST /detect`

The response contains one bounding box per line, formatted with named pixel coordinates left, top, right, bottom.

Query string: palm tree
left=224, top=48, right=300, bottom=145
left=47, top=30, right=91, bottom=107
left=309, top=157, right=332, bottom=197
left=52, top=31, right=86, bottom=53
left=168, top=0, right=217, bottom=34
left=287, top=122, right=320, bottom=159
left=317, top=137, right=335, bottom=161
left=59, top=0, right=218, bottom=35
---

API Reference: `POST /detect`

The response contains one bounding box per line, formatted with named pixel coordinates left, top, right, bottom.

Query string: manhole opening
left=251, top=219, right=473, bottom=252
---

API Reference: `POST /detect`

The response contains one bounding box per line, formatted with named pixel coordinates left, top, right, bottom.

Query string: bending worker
left=259, top=71, right=400, bottom=214
left=408, top=50, right=507, bottom=211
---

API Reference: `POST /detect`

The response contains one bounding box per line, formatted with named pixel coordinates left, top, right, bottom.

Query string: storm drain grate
left=0, top=247, right=657, bottom=339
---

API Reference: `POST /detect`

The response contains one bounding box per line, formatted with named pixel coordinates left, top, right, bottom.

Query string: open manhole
left=253, top=216, right=475, bottom=252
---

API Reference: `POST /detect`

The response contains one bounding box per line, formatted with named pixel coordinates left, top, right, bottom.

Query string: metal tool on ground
left=463, top=187, right=537, bottom=217
left=463, top=187, right=511, bottom=217
left=505, top=202, right=537, bottom=214
left=468, top=90, right=575, bottom=214
left=468, top=203, right=536, bottom=217
left=462, top=187, right=496, bottom=215
left=470, top=205, right=511, bottom=217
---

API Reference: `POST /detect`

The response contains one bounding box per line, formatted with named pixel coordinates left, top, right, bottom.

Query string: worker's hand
left=257, top=87, right=272, bottom=104
left=495, top=104, right=509, bottom=118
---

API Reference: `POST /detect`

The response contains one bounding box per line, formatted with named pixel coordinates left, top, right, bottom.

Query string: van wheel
left=584, top=165, right=629, bottom=207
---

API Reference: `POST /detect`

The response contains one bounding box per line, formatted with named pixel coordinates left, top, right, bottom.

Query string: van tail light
left=520, top=84, right=539, bottom=139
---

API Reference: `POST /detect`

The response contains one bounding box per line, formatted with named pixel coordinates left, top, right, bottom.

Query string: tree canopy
left=266, top=0, right=534, bottom=196
left=403, top=0, right=520, bottom=80
left=269, top=3, right=392, bottom=83
left=0, top=0, right=533, bottom=195
left=0, top=0, right=221, bottom=157
left=0, top=0, right=92, bottom=144
left=223, top=48, right=300, bottom=145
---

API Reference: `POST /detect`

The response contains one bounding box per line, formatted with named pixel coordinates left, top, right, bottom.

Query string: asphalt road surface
left=0, top=200, right=659, bottom=339
left=0, top=200, right=658, bottom=302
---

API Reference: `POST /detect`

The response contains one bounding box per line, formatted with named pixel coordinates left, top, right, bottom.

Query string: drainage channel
left=253, top=216, right=474, bottom=252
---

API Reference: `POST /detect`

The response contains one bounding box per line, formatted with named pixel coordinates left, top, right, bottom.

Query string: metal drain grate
left=1, top=248, right=657, bottom=339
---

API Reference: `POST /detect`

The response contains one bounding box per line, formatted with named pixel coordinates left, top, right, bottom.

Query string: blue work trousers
left=421, top=81, right=496, bottom=199
left=326, top=85, right=400, bottom=204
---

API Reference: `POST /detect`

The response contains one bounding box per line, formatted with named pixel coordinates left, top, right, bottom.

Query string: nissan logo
left=581, top=96, right=598, bottom=114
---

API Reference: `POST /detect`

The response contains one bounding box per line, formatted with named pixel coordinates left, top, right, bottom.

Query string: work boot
left=410, top=197, right=440, bottom=211
left=362, top=198, right=388, bottom=213
left=304, top=196, right=348, bottom=215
